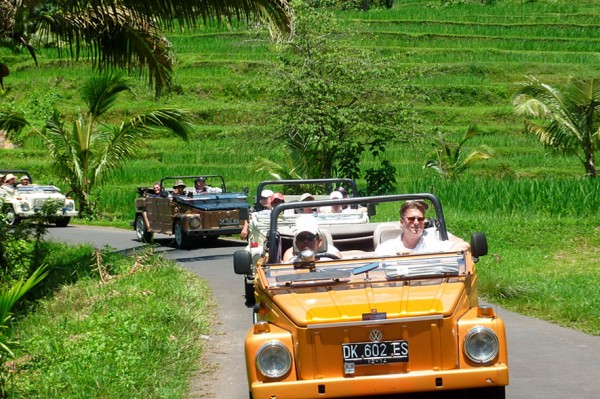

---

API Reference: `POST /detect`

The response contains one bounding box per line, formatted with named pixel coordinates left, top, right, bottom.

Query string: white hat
left=330, top=191, right=343, bottom=199
left=294, top=215, right=319, bottom=236
left=261, top=189, right=274, bottom=198
left=5, top=173, right=16, bottom=181
left=20, top=175, right=29, bottom=180
left=300, top=192, right=315, bottom=201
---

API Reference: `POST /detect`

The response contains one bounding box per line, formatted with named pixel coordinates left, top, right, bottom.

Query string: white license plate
left=342, top=340, right=408, bottom=365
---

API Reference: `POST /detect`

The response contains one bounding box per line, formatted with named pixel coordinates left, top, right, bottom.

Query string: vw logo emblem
left=369, top=329, right=383, bottom=343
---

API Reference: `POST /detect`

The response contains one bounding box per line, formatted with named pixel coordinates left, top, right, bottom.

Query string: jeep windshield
left=266, top=253, right=466, bottom=288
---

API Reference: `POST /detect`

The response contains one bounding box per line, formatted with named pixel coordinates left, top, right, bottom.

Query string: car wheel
left=135, top=215, right=154, bottom=243
left=54, top=217, right=71, bottom=227
left=4, top=207, right=19, bottom=226
left=174, top=220, right=191, bottom=249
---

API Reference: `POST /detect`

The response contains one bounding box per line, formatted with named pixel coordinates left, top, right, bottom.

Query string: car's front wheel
left=135, top=214, right=154, bottom=243
left=174, top=220, right=191, bottom=249
left=4, top=207, right=19, bottom=226
left=54, top=217, right=71, bottom=227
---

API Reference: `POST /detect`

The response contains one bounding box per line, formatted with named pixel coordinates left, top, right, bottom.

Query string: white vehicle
left=0, top=170, right=78, bottom=227
left=238, top=178, right=375, bottom=306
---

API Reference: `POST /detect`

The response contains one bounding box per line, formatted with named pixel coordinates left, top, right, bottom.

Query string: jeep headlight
left=20, top=202, right=30, bottom=212
left=256, top=341, right=292, bottom=379
left=463, top=326, right=499, bottom=365
left=188, top=216, right=201, bottom=229
left=65, top=201, right=75, bottom=211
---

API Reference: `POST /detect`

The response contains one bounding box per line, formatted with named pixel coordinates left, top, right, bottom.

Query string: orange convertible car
left=234, top=193, right=508, bottom=399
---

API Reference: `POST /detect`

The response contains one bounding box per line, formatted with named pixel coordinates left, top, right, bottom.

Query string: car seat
left=373, top=223, right=402, bottom=250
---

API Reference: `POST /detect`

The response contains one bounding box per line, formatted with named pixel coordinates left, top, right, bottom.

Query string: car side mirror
left=233, top=250, right=252, bottom=275
left=243, top=186, right=249, bottom=195
left=367, top=203, right=377, bottom=217
left=471, top=232, right=488, bottom=260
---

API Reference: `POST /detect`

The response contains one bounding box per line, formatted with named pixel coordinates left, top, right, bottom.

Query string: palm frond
left=82, top=74, right=132, bottom=119
left=0, top=111, right=30, bottom=142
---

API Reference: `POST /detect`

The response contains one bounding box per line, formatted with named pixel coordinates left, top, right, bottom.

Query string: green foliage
left=0, top=74, right=193, bottom=217
left=7, top=253, right=212, bottom=399
left=266, top=0, right=419, bottom=182
left=424, top=126, right=493, bottom=179
left=0, top=265, right=48, bottom=395
left=513, top=77, right=600, bottom=177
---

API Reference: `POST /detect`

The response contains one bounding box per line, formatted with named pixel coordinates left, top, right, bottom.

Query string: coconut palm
left=0, top=0, right=291, bottom=97
left=424, top=126, right=493, bottom=179
left=513, top=77, right=600, bottom=178
left=0, top=74, right=192, bottom=215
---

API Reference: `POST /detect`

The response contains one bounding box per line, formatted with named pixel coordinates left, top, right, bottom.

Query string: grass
left=6, top=247, right=213, bottom=399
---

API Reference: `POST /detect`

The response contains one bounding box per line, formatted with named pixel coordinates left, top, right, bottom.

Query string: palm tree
left=513, top=77, right=600, bottom=178
left=0, top=0, right=291, bottom=97
left=0, top=74, right=192, bottom=215
left=424, top=126, right=493, bottom=179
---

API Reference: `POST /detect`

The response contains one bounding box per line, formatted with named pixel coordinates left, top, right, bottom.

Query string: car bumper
left=186, top=227, right=242, bottom=236
left=17, top=210, right=78, bottom=218
left=250, top=365, right=509, bottom=399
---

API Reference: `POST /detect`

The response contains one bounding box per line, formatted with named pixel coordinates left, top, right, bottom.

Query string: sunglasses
left=296, top=234, right=318, bottom=242
left=404, top=216, right=425, bottom=222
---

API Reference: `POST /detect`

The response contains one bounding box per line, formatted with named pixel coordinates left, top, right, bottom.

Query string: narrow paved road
left=47, top=225, right=600, bottom=399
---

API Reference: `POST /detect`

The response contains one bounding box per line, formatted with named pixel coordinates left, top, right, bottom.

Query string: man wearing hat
left=282, top=216, right=341, bottom=262
left=2, top=173, right=16, bottom=194
left=193, top=176, right=222, bottom=194
left=19, top=175, right=30, bottom=186
left=172, top=180, right=186, bottom=196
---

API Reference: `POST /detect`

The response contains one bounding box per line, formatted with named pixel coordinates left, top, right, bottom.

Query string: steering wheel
left=316, top=252, right=341, bottom=260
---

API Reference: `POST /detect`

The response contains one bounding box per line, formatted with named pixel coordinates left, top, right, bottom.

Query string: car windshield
left=16, top=185, right=60, bottom=193
left=266, top=253, right=467, bottom=288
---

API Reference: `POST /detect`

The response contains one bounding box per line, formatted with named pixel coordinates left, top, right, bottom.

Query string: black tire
left=174, top=220, right=191, bottom=249
left=464, top=386, right=505, bottom=399
left=4, top=207, right=19, bottom=226
left=54, top=217, right=71, bottom=227
left=135, top=215, right=154, bottom=243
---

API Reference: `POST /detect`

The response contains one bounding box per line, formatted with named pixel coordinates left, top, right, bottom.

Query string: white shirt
left=375, top=227, right=453, bottom=256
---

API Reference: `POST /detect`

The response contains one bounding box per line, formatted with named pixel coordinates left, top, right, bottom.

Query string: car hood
left=270, top=279, right=468, bottom=327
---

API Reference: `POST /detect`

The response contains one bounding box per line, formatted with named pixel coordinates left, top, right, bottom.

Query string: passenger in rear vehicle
left=240, top=189, right=274, bottom=240
left=19, top=175, right=30, bottom=186
left=375, top=200, right=469, bottom=256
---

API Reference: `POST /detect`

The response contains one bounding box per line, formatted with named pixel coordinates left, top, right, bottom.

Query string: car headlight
left=463, top=326, right=499, bottom=365
left=256, top=341, right=292, bottom=379
left=188, top=216, right=201, bottom=229
left=65, top=201, right=75, bottom=211
left=20, top=202, right=30, bottom=212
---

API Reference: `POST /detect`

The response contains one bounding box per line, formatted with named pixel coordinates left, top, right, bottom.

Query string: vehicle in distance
left=133, top=175, right=249, bottom=249
left=234, top=193, right=508, bottom=399
left=0, top=170, right=78, bottom=227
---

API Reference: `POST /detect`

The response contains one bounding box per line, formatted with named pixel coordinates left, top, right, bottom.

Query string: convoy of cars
left=234, top=192, right=508, bottom=399
left=0, top=170, right=78, bottom=226
left=2, top=167, right=508, bottom=398
left=133, top=175, right=250, bottom=249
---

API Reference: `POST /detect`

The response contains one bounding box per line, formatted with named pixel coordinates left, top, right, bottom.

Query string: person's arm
left=447, top=232, right=470, bottom=251
left=240, top=220, right=249, bottom=241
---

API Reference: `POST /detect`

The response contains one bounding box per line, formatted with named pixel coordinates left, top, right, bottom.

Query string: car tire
left=54, top=217, right=71, bottom=227
left=135, top=215, right=154, bottom=243
left=174, top=220, right=191, bottom=249
left=4, top=207, right=19, bottom=226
